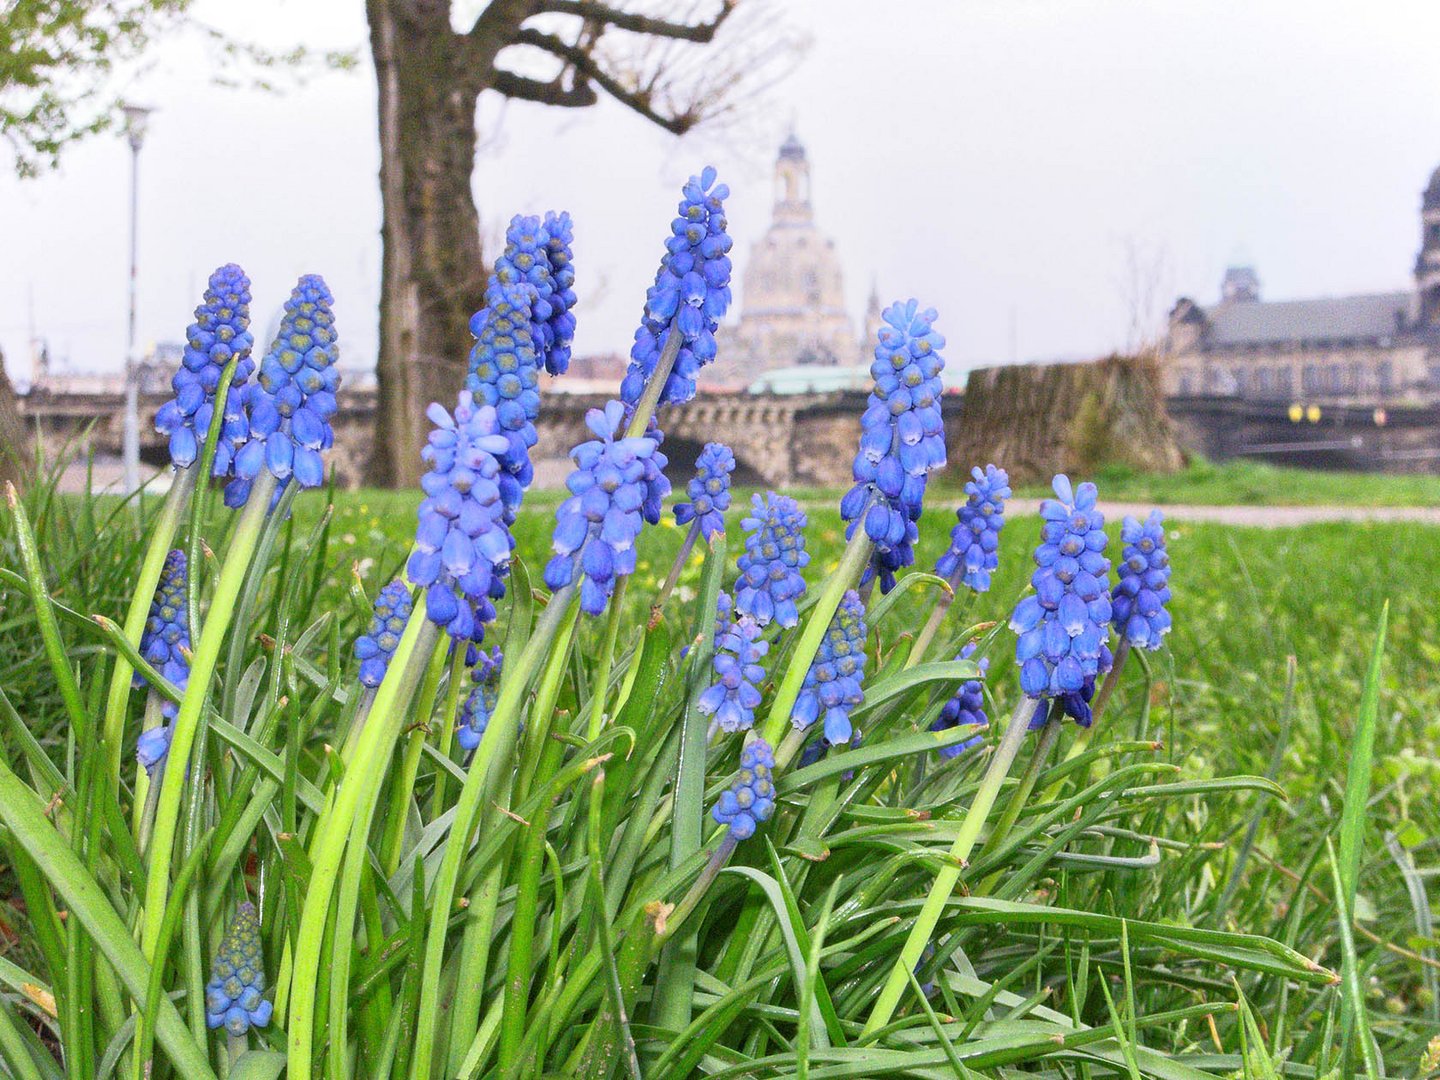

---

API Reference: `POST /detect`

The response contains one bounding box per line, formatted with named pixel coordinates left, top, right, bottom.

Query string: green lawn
left=5, top=479, right=1438, bottom=1063
left=299, top=487, right=1440, bottom=1052
left=1012, top=457, right=1440, bottom=507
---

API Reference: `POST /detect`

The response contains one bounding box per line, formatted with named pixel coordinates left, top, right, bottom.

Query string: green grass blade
left=0, top=756, right=218, bottom=1080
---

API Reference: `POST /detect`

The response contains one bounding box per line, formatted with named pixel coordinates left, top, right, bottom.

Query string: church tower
left=774, top=132, right=812, bottom=226
left=711, top=133, right=861, bottom=385
left=1414, top=165, right=1440, bottom=326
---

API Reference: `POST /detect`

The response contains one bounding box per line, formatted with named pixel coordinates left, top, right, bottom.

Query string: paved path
left=1006, top=499, right=1440, bottom=527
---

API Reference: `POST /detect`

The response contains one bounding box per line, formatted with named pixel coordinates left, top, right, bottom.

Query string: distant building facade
left=1163, top=165, right=1440, bottom=404
left=711, top=134, right=873, bottom=391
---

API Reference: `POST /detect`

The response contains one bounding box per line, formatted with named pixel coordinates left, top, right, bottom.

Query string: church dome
left=1425, top=163, right=1440, bottom=206
left=779, top=132, right=806, bottom=161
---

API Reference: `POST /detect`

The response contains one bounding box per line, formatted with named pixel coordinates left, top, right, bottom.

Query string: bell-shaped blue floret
left=620, top=167, right=733, bottom=409
left=697, top=598, right=768, bottom=733
left=734, top=492, right=809, bottom=628
left=1009, top=474, right=1114, bottom=717
left=408, top=393, right=516, bottom=642
left=841, top=299, right=947, bottom=592
left=1111, top=509, right=1172, bottom=650
left=711, top=738, right=777, bottom=841
left=223, top=275, right=340, bottom=508
left=134, top=549, right=190, bottom=724
left=542, top=400, right=669, bottom=616
left=354, top=579, right=413, bottom=688
left=154, top=264, right=255, bottom=472
left=929, top=642, right=989, bottom=758
left=935, top=464, right=1010, bottom=593
left=673, top=442, right=735, bottom=541
left=791, top=589, right=868, bottom=745
left=204, top=902, right=271, bottom=1036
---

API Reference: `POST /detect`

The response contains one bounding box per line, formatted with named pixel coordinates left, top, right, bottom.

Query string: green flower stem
left=861, top=694, right=1039, bottom=1037
left=379, top=640, right=455, bottom=876
left=409, top=586, right=577, bottom=1080
left=472, top=604, right=577, bottom=1075
left=760, top=528, right=875, bottom=749
left=622, top=325, right=684, bottom=439
left=102, top=466, right=195, bottom=797
left=661, top=834, right=738, bottom=943
left=904, top=571, right=961, bottom=670
left=327, top=617, right=441, bottom=1080
left=1044, top=639, right=1131, bottom=802
left=496, top=718, right=569, bottom=1071
left=773, top=725, right=807, bottom=773
left=586, top=577, right=628, bottom=740
left=1087, top=638, right=1131, bottom=726
left=285, top=600, right=436, bottom=1077
left=652, top=519, right=701, bottom=614
left=137, top=469, right=275, bottom=964
left=975, top=710, right=1061, bottom=885
left=133, top=693, right=167, bottom=849
left=4, top=486, right=91, bottom=744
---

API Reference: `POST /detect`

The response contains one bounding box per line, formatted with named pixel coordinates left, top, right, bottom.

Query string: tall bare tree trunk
left=366, top=0, right=494, bottom=487
left=0, top=350, right=30, bottom=490
left=952, top=354, right=1183, bottom=485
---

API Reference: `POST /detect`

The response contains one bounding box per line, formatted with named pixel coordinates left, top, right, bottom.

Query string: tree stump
left=950, top=354, right=1183, bottom=485
left=0, top=350, right=31, bottom=491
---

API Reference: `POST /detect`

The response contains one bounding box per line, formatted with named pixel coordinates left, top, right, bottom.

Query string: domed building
left=1162, top=163, right=1440, bottom=403
left=711, top=135, right=870, bottom=390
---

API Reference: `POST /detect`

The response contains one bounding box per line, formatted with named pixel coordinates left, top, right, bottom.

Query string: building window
left=1230, top=367, right=1248, bottom=396
left=1302, top=364, right=1319, bottom=394
left=1428, top=362, right=1440, bottom=387
left=1256, top=367, right=1273, bottom=397
left=1177, top=369, right=1194, bottom=395
left=1325, top=367, right=1342, bottom=395
left=1377, top=360, right=1393, bottom=394
left=1277, top=366, right=1293, bottom=397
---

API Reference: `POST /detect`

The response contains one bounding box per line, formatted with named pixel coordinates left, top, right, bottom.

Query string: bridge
left=18, top=384, right=1440, bottom=493
left=15, top=384, right=917, bottom=491
left=1167, top=396, right=1440, bottom=472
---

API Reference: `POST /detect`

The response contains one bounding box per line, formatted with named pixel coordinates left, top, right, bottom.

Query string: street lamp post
left=121, top=103, right=153, bottom=496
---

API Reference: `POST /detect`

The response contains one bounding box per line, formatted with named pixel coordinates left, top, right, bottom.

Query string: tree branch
left=509, top=26, right=702, bottom=133
left=528, top=0, right=737, bottom=43
left=492, top=69, right=598, bottom=108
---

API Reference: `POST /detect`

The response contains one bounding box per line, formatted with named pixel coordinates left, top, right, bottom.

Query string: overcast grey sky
left=4, top=0, right=1440, bottom=384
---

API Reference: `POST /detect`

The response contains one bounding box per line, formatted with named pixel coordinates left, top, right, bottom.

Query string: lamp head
left=120, top=103, right=154, bottom=151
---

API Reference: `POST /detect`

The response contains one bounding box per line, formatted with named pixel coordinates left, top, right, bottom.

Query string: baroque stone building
left=710, top=134, right=871, bottom=390
left=1163, top=165, right=1440, bottom=404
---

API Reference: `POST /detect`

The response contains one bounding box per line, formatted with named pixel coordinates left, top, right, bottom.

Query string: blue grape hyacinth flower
left=792, top=589, right=868, bottom=745
left=488, top=211, right=577, bottom=376
left=407, top=393, right=516, bottom=641
left=620, top=167, right=733, bottom=409
left=734, top=492, right=809, bottom=628
left=466, top=280, right=540, bottom=513
left=354, top=579, right=413, bottom=688
left=1009, top=475, right=1114, bottom=717
left=225, top=274, right=341, bottom=507
left=840, top=299, right=947, bottom=593
left=712, top=738, right=777, bottom=841
left=1112, top=510, right=1172, bottom=650
left=155, top=263, right=255, bottom=471
left=929, top=642, right=989, bottom=758
left=543, top=400, right=670, bottom=616
left=698, top=605, right=769, bottom=733
left=935, top=464, right=1011, bottom=593
left=134, top=549, right=190, bottom=720
left=674, top=442, right=735, bottom=541
left=205, top=901, right=272, bottom=1037
left=456, top=647, right=503, bottom=753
